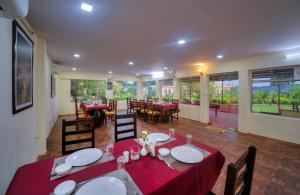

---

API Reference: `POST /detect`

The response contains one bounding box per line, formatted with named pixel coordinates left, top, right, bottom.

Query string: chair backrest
left=114, top=113, right=137, bottom=142
left=147, top=99, right=154, bottom=111
left=153, top=97, right=159, bottom=102
left=74, top=96, right=80, bottom=119
left=62, top=117, right=95, bottom=155
left=224, top=146, right=257, bottom=195
left=102, top=97, right=107, bottom=105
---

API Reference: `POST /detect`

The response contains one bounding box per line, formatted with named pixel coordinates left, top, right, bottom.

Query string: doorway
left=209, top=72, right=239, bottom=130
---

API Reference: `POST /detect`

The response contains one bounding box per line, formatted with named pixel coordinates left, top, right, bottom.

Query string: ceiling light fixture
left=74, top=53, right=80, bottom=58
left=128, top=61, right=134, bottom=65
left=72, top=68, right=77, bottom=71
left=108, top=71, right=112, bottom=74
left=217, top=55, right=223, bottom=59
left=152, top=71, right=164, bottom=79
left=136, top=73, right=140, bottom=76
left=81, top=2, right=93, bottom=12
left=285, top=53, right=300, bottom=58
left=164, top=67, right=168, bottom=70
left=177, top=39, right=186, bottom=45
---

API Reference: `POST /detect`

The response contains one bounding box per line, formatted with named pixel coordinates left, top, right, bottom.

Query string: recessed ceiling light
left=177, top=39, right=186, bottom=45
left=74, top=53, right=80, bottom=58
left=152, top=71, right=164, bottom=79
left=285, top=53, right=300, bottom=58
left=217, top=55, right=224, bottom=59
left=164, top=67, right=168, bottom=70
left=128, top=61, right=134, bottom=65
left=81, top=2, right=93, bottom=12
left=136, top=73, right=140, bottom=76
left=72, top=68, right=77, bottom=71
left=195, top=63, right=204, bottom=66
left=108, top=71, right=112, bottom=74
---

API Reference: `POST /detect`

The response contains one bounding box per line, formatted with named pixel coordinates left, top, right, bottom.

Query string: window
left=251, top=67, right=300, bottom=117
left=209, top=72, right=239, bottom=104
left=70, top=79, right=106, bottom=101
left=143, top=81, right=156, bottom=99
left=113, top=81, right=137, bottom=100
left=160, top=79, right=173, bottom=102
left=179, top=77, right=200, bottom=105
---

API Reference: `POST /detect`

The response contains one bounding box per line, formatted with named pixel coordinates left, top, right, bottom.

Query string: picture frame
left=51, top=74, right=56, bottom=98
left=12, top=20, right=34, bottom=114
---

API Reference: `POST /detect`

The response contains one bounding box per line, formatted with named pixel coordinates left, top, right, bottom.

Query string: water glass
left=130, top=146, right=141, bottom=160
left=186, top=134, right=192, bottom=145
left=117, top=156, right=125, bottom=170
left=106, top=143, right=114, bottom=156
left=169, top=128, right=175, bottom=139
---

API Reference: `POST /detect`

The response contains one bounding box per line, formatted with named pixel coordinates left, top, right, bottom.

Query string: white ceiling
left=27, top=0, right=300, bottom=75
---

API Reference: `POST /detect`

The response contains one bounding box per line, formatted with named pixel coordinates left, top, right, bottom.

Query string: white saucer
left=55, top=163, right=72, bottom=175
left=158, top=148, right=170, bottom=156
left=54, top=180, right=76, bottom=195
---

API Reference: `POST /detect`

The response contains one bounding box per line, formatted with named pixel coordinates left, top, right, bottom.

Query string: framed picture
left=51, top=74, right=56, bottom=98
left=12, top=20, right=34, bottom=114
left=107, top=81, right=113, bottom=90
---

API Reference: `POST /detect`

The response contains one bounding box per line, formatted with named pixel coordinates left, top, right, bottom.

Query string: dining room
left=1, top=0, right=300, bottom=195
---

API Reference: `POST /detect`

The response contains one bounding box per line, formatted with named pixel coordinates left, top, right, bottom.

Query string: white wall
left=0, top=18, right=58, bottom=193
left=57, top=72, right=138, bottom=115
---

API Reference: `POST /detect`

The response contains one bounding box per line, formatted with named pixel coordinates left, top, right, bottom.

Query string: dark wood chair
left=62, top=117, right=95, bottom=155
left=126, top=97, right=131, bottom=113
left=208, top=146, right=257, bottom=195
left=104, top=99, right=117, bottom=125
left=114, top=113, right=137, bottom=142
left=170, top=99, right=179, bottom=122
left=74, top=96, right=87, bottom=120
left=147, top=100, right=162, bottom=122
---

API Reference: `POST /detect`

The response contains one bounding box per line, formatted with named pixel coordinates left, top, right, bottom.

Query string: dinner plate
left=75, top=177, right=126, bottom=195
left=65, top=148, right=102, bottom=167
left=171, top=145, right=203, bottom=163
left=148, top=133, right=170, bottom=142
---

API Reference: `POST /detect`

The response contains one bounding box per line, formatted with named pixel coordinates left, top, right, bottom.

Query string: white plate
left=54, top=180, right=76, bottom=195
left=65, top=148, right=102, bottom=167
left=148, top=133, right=170, bottom=142
left=55, top=163, right=72, bottom=175
left=158, top=148, right=170, bottom=156
left=75, top=177, right=126, bottom=195
left=171, top=145, right=203, bottom=163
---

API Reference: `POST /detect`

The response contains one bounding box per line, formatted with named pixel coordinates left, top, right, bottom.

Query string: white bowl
left=54, top=180, right=76, bottom=195
left=158, top=148, right=170, bottom=157
left=55, top=163, right=72, bottom=176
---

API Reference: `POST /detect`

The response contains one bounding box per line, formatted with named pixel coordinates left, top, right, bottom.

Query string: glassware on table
left=169, top=128, right=175, bottom=140
left=123, top=151, right=129, bottom=163
left=117, top=156, right=125, bottom=170
left=186, top=134, right=192, bottom=145
left=130, top=146, right=141, bottom=160
left=106, top=143, right=114, bottom=156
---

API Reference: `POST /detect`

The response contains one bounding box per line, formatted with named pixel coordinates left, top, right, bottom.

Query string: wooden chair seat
left=105, top=111, right=115, bottom=116
left=147, top=111, right=161, bottom=116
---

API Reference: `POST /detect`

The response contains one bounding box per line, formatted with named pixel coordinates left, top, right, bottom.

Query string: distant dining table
left=6, top=131, right=224, bottom=195
left=81, top=102, right=110, bottom=127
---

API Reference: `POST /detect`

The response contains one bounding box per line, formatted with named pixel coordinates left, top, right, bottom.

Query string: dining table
left=80, top=102, right=110, bottom=127
left=6, top=131, right=224, bottom=195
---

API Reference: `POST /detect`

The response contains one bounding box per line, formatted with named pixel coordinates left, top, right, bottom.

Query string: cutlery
left=158, top=155, right=174, bottom=169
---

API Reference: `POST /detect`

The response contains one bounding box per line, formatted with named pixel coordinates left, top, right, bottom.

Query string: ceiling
left=27, top=0, right=300, bottom=75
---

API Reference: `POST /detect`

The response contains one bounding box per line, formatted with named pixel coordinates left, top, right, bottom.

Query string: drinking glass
left=117, top=156, right=125, bottom=170
left=130, top=146, right=141, bottom=160
left=106, top=143, right=114, bottom=156
left=186, top=134, right=192, bottom=145
left=169, top=128, right=175, bottom=140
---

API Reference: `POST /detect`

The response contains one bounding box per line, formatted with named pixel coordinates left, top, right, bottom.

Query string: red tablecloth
left=6, top=132, right=224, bottom=195
left=81, top=103, right=110, bottom=112
left=153, top=103, right=179, bottom=115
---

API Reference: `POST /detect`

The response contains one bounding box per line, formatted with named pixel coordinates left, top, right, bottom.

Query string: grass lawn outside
left=252, top=104, right=293, bottom=114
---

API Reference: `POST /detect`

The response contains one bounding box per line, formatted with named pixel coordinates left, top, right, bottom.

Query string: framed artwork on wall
left=51, top=74, right=56, bottom=98
left=12, top=20, right=34, bottom=114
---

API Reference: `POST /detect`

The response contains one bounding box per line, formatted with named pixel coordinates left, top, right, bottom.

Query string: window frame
left=112, top=80, right=137, bottom=100
left=179, top=76, right=200, bottom=105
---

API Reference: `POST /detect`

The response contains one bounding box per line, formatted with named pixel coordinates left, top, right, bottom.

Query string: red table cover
left=153, top=103, right=179, bottom=115
left=81, top=103, right=110, bottom=112
left=6, top=132, right=224, bottom=195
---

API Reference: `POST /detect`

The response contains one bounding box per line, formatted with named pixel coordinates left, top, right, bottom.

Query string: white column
left=137, top=78, right=143, bottom=100
left=238, top=70, right=249, bottom=133
left=155, top=80, right=161, bottom=99
left=173, top=77, right=179, bottom=99
left=200, top=75, right=209, bottom=123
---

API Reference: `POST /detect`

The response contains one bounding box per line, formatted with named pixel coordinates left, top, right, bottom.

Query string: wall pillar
left=238, top=70, right=249, bottom=133
left=200, top=75, right=209, bottom=123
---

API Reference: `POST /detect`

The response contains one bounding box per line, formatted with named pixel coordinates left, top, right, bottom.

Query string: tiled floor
left=42, top=115, right=300, bottom=195
left=209, top=109, right=238, bottom=130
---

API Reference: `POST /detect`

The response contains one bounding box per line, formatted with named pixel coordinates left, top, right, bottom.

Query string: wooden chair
left=102, top=97, right=107, bottom=105
left=153, top=97, right=159, bottom=102
left=208, top=146, right=257, bottom=195
left=114, top=113, right=137, bottom=142
left=74, top=96, right=87, bottom=120
left=139, top=100, right=146, bottom=119
left=170, top=99, right=179, bottom=122
left=147, top=100, right=162, bottom=122
left=126, top=97, right=131, bottom=113
left=104, top=99, right=117, bottom=125
left=62, top=117, right=95, bottom=155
